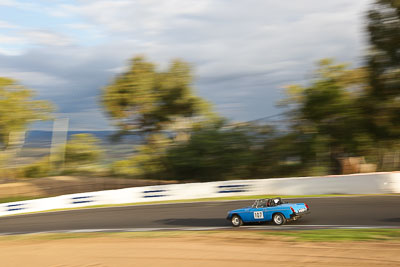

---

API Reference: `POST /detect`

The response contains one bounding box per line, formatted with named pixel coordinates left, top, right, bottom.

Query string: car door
left=263, top=206, right=274, bottom=221
left=238, top=208, right=254, bottom=222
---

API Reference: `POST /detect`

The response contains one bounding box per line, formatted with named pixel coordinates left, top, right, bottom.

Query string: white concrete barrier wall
left=0, top=172, right=399, bottom=217
left=390, top=172, right=400, bottom=193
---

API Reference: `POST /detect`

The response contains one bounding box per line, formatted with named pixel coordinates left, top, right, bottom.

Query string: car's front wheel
left=272, top=213, right=286, bottom=225
left=231, top=215, right=243, bottom=227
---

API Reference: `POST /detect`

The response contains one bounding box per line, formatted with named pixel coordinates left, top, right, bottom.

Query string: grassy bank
left=261, top=229, right=400, bottom=242
left=1, top=229, right=400, bottom=242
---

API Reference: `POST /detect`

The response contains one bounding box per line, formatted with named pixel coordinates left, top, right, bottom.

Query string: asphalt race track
left=0, top=196, right=399, bottom=234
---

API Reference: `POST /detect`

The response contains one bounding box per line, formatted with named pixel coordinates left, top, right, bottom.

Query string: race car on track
left=226, top=197, right=310, bottom=226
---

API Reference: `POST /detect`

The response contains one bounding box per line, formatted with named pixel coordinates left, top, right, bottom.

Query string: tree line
left=1, top=0, right=399, bottom=180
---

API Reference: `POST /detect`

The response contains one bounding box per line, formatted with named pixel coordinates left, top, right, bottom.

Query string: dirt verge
left=0, top=233, right=399, bottom=267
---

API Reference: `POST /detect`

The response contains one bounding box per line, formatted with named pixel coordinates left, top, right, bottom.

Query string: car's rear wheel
left=231, top=215, right=243, bottom=227
left=272, top=213, right=286, bottom=225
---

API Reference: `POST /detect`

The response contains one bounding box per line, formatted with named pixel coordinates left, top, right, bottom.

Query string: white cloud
left=65, top=23, right=95, bottom=30
left=22, top=30, right=74, bottom=46
left=0, top=0, right=38, bottom=11
left=44, top=4, right=77, bottom=18
left=0, top=68, right=68, bottom=89
left=0, top=0, right=19, bottom=6
left=0, top=20, right=18, bottom=29
left=62, top=0, right=209, bottom=33
left=0, top=47, right=21, bottom=56
left=0, top=0, right=372, bottom=128
left=67, top=0, right=369, bottom=72
left=0, top=34, right=23, bottom=44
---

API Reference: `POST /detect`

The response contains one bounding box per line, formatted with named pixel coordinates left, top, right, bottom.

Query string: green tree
left=365, top=0, right=400, bottom=140
left=0, top=77, right=53, bottom=150
left=281, top=59, right=372, bottom=174
left=103, top=55, right=220, bottom=179
left=65, top=134, right=103, bottom=168
left=362, top=1, right=400, bottom=170
left=102, top=56, right=214, bottom=137
left=250, top=130, right=307, bottom=178
left=165, top=124, right=255, bottom=181
left=111, top=133, right=171, bottom=179
left=0, top=77, right=53, bottom=178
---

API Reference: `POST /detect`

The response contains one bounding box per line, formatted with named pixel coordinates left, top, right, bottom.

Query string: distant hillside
left=24, top=130, right=142, bottom=148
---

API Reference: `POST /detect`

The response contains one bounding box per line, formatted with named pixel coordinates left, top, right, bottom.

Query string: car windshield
left=252, top=199, right=267, bottom=208
left=252, top=197, right=284, bottom=208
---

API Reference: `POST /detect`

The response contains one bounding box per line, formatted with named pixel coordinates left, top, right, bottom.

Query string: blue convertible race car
left=226, top=197, right=310, bottom=226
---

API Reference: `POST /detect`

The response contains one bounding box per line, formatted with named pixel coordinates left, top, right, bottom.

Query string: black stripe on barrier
left=73, top=200, right=93, bottom=204
left=72, top=196, right=91, bottom=200
left=218, top=185, right=246, bottom=188
left=71, top=196, right=94, bottom=204
left=6, top=203, right=24, bottom=207
left=217, top=184, right=248, bottom=193
left=6, top=203, right=26, bottom=212
left=143, top=190, right=165, bottom=194
left=7, top=208, right=24, bottom=212
left=144, top=194, right=167, bottom=198
left=143, top=189, right=167, bottom=198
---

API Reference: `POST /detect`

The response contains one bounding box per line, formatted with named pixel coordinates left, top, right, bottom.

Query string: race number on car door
left=253, top=211, right=263, bottom=219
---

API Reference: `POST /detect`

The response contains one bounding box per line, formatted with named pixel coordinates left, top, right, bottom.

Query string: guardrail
left=1, top=172, right=399, bottom=217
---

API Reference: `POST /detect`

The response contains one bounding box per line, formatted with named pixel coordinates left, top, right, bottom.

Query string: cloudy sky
left=0, top=0, right=371, bottom=130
